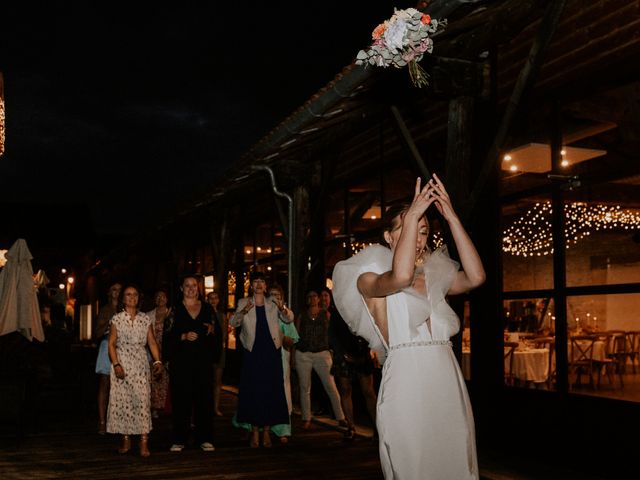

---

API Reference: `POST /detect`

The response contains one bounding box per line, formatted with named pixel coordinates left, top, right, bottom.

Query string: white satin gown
left=333, top=245, right=478, bottom=480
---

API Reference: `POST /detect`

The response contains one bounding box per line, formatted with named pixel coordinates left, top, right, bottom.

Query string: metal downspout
left=251, top=166, right=294, bottom=304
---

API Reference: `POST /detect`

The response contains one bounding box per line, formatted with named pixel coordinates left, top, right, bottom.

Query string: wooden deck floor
left=0, top=388, right=382, bottom=480
left=1, top=383, right=613, bottom=480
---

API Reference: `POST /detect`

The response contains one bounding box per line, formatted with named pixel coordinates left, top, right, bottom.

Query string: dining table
left=567, top=337, right=607, bottom=361
left=461, top=344, right=550, bottom=384
left=509, top=346, right=550, bottom=384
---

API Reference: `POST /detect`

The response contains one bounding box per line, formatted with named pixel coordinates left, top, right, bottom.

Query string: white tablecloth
left=462, top=347, right=550, bottom=383
left=508, top=348, right=549, bottom=383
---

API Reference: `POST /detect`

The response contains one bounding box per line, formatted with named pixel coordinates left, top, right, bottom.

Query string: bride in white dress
left=333, top=174, right=485, bottom=480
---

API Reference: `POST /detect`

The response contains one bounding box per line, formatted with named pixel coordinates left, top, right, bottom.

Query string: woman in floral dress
left=107, top=284, right=163, bottom=457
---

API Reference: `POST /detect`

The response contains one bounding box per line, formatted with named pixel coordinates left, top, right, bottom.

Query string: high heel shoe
left=139, top=434, right=150, bottom=457
left=118, top=435, right=131, bottom=454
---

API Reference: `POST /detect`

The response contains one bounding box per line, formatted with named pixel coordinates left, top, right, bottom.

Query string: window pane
left=502, top=298, right=556, bottom=390
left=565, top=178, right=640, bottom=287
left=502, top=197, right=554, bottom=291
left=567, top=293, right=640, bottom=402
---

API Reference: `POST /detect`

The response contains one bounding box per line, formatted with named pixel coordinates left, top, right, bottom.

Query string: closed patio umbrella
left=0, top=238, right=45, bottom=341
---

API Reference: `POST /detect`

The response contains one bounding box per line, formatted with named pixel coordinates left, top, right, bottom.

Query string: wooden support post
left=444, top=96, right=474, bottom=242
left=291, top=185, right=310, bottom=314
left=444, top=96, right=474, bottom=366
left=209, top=208, right=233, bottom=306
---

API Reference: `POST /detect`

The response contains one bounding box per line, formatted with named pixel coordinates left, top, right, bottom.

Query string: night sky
left=1, top=1, right=395, bottom=240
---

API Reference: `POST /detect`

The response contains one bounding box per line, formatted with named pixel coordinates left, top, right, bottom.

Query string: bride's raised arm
left=357, top=177, right=436, bottom=299
left=427, top=173, right=486, bottom=295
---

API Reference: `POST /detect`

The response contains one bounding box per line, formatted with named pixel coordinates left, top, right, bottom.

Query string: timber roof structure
left=110, top=0, right=639, bottom=256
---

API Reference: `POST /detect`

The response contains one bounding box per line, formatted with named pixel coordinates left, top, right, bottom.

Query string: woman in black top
left=163, top=275, right=221, bottom=452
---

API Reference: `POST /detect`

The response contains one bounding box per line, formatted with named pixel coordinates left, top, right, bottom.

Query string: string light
left=343, top=241, right=374, bottom=254
left=503, top=202, right=640, bottom=257
left=343, top=231, right=444, bottom=256
left=430, top=231, right=444, bottom=249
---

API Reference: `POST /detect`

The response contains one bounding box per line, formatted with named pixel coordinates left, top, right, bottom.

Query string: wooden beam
left=429, top=56, right=487, bottom=98
left=390, top=105, right=432, bottom=180
left=437, top=0, right=550, bottom=59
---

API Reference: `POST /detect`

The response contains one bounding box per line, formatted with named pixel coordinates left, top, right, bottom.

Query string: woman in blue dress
left=231, top=272, right=294, bottom=448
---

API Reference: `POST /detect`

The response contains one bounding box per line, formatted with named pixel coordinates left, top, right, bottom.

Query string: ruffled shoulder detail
left=332, top=244, right=391, bottom=364
left=424, top=245, right=461, bottom=334
left=424, top=245, right=459, bottom=303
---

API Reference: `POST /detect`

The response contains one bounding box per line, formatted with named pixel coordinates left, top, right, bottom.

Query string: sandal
left=118, top=435, right=131, bottom=454
left=249, top=429, right=260, bottom=448
left=262, top=430, right=272, bottom=448
left=139, top=434, right=150, bottom=457
left=344, top=426, right=356, bottom=441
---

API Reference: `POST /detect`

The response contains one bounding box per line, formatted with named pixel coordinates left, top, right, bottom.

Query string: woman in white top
left=333, top=174, right=485, bottom=480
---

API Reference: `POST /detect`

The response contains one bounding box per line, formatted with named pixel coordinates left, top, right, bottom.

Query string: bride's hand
left=428, top=173, right=458, bottom=222
left=407, top=177, right=437, bottom=219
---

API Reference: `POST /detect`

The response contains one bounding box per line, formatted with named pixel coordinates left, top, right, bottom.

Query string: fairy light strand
left=503, top=202, right=640, bottom=257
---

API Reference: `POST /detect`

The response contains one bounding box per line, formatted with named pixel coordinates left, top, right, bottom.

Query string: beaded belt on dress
left=389, top=340, right=452, bottom=351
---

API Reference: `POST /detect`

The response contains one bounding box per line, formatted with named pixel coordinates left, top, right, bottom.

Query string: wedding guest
left=333, top=174, right=486, bottom=479
left=232, top=283, right=299, bottom=445
left=107, top=284, right=163, bottom=457
left=230, top=272, right=293, bottom=448
left=94, top=281, right=121, bottom=435
left=294, top=290, right=346, bottom=430
left=324, top=286, right=377, bottom=440
left=268, top=284, right=299, bottom=444
left=147, top=288, right=171, bottom=418
left=206, top=291, right=228, bottom=417
left=163, top=275, right=221, bottom=453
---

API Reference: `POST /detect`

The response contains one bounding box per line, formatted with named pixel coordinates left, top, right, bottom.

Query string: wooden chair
left=531, top=336, right=555, bottom=389
left=625, top=331, right=640, bottom=374
left=518, top=332, right=537, bottom=340
left=593, top=332, right=620, bottom=389
left=568, top=335, right=597, bottom=389
left=504, top=341, right=519, bottom=386
left=605, top=330, right=629, bottom=379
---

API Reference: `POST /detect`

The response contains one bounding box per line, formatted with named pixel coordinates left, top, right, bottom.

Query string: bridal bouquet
left=356, top=8, right=446, bottom=88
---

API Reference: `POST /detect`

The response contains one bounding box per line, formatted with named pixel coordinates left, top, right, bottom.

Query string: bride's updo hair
left=381, top=201, right=429, bottom=246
